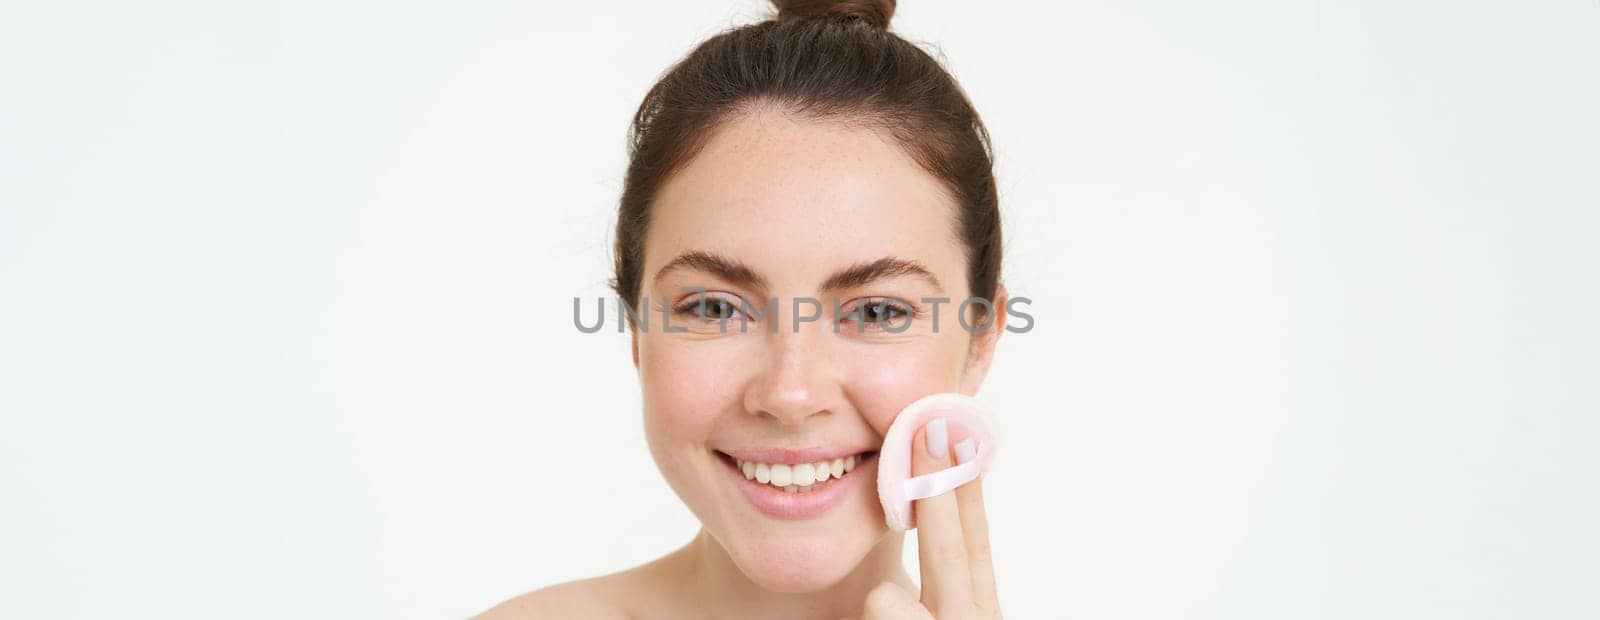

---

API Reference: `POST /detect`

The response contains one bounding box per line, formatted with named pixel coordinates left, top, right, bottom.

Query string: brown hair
left=610, top=0, right=1002, bottom=323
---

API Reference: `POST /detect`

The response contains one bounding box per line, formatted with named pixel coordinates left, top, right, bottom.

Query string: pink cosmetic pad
left=877, top=392, right=1000, bottom=531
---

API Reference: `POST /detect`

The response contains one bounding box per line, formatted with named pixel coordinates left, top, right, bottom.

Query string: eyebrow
left=652, top=251, right=943, bottom=295
left=652, top=251, right=770, bottom=294
left=819, top=257, right=943, bottom=294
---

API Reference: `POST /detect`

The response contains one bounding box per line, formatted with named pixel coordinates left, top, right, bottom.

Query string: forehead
left=646, top=106, right=966, bottom=292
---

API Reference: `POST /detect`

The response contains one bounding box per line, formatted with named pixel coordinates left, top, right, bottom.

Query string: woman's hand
left=864, top=417, right=1000, bottom=619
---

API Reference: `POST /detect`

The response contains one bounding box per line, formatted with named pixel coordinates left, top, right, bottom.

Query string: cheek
left=844, top=337, right=968, bottom=434
left=638, top=336, right=744, bottom=445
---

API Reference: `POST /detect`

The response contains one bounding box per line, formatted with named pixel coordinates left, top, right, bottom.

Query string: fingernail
left=926, top=417, right=948, bottom=459
left=954, top=438, right=976, bottom=464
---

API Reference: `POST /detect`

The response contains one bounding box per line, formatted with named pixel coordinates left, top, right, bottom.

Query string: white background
left=2, top=0, right=1597, bottom=617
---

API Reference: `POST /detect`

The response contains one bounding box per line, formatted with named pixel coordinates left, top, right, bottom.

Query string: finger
left=912, top=416, right=974, bottom=616
left=952, top=438, right=1000, bottom=619
left=862, top=582, right=934, bottom=620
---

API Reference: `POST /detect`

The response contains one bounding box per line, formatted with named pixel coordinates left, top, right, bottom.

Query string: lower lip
left=719, top=453, right=877, bottom=520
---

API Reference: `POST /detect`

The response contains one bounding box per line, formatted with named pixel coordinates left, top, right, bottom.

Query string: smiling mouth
left=716, top=451, right=878, bottom=493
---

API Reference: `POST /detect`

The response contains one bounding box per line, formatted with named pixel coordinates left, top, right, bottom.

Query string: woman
left=484, top=1, right=1008, bottom=617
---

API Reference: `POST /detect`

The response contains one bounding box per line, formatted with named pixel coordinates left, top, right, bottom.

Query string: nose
left=742, top=318, right=842, bottom=426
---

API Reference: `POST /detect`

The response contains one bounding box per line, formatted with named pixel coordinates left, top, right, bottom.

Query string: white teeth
left=792, top=463, right=815, bottom=486
left=769, top=464, right=793, bottom=487
left=732, top=454, right=867, bottom=492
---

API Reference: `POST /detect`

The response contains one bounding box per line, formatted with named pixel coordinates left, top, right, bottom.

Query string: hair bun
left=772, top=0, right=895, bottom=30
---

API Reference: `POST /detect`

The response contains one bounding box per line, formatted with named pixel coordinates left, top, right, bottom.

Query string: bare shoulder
left=473, top=575, right=628, bottom=619
left=473, top=556, right=688, bottom=620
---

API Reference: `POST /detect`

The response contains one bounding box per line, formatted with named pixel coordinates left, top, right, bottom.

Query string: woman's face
left=634, top=106, right=999, bottom=593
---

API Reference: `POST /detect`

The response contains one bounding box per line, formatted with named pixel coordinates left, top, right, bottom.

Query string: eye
left=673, top=294, right=747, bottom=322
left=841, top=297, right=914, bottom=330
left=862, top=301, right=907, bottom=323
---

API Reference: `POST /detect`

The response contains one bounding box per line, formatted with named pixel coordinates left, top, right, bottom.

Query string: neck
left=667, top=528, right=914, bottom=619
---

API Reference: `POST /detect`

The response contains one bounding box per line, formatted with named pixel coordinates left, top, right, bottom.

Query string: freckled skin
left=479, top=104, right=1005, bottom=619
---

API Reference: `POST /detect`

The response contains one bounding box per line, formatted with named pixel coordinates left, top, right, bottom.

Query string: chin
left=724, top=525, right=882, bottom=593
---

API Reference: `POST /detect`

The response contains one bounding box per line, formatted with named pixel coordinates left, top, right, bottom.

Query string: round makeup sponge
left=877, top=392, right=999, bottom=531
